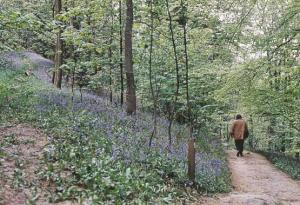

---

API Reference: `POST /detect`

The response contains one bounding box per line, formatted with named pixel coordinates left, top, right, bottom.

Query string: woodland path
left=0, top=124, right=73, bottom=205
left=4, top=51, right=54, bottom=83
left=198, top=150, right=300, bottom=205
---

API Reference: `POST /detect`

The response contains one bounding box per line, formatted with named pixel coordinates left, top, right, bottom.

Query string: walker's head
left=236, top=114, right=242, bottom=120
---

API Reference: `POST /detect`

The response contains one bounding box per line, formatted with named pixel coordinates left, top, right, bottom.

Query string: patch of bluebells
left=196, top=153, right=225, bottom=177
left=36, top=89, right=229, bottom=188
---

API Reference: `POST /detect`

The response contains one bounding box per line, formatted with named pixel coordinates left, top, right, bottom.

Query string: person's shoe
left=240, top=152, right=244, bottom=157
left=236, top=152, right=240, bottom=157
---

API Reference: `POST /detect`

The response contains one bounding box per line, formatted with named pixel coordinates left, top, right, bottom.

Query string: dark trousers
left=235, top=139, right=244, bottom=156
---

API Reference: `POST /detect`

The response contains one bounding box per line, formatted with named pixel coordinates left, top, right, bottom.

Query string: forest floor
left=1, top=125, right=300, bottom=205
left=198, top=150, right=300, bottom=205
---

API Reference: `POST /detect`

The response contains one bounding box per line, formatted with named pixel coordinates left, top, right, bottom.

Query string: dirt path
left=0, top=124, right=49, bottom=205
left=198, top=150, right=300, bottom=205
left=3, top=51, right=54, bottom=83
left=0, top=124, right=74, bottom=205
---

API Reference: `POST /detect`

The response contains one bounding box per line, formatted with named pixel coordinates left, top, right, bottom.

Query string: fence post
left=188, top=138, right=196, bottom=181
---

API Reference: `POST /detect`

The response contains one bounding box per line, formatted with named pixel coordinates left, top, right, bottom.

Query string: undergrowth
left=0, top=61, right=231, bottom=204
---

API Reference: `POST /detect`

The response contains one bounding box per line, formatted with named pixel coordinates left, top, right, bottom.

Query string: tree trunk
left=124, top=0, right=136, bottom=114
left=54, top=0, right=63, bottom=89
left=188, top=138, right=196, bottom=182
left=119, top=0, right=124, bottom=106
left=148, top=0, right=157, bottom=147
left=109, top=0, right=114, bottom=103
left=181, top=0, right=192, bottom=138
left=166, top=0, right=180, bottom=146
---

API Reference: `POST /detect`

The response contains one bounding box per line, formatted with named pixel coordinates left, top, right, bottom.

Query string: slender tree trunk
left=148, top=0, right=157, bottom=147
left=125, top=0, right=136, bottom=114
left=54, top=0, right=63, bottom=89
left=51, top=3, right=55, bottom=85
left=72, top=53, right=76, bottom=101
left=249, top=115, right=254, bottom=149
left=166, top=0, right=180, bottom=146
left=119, top=0, right=124, bottom=106
left=109, top=0, right=114, bottom=103
left=68, top=15, right=75, bottom=101
left=181, top=0, right=192, bottom=138
left=109, top=50, right=113, bottom=103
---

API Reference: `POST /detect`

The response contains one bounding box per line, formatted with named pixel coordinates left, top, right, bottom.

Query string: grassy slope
left=0, top=61, right=230, bottom=204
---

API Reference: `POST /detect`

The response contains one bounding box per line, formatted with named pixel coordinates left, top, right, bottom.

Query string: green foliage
left=0, top=1, right=54, bottom=55
left=197, top=171, right=231, bottom=193
left=40, top=111, right=184, bottom=203
left=1, top=134, right=18, bottom=146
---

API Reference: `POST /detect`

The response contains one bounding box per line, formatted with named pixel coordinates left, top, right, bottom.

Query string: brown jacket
left=230, top=119, right=249, bottom=140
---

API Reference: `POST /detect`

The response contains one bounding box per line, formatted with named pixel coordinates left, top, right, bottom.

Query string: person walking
left=230, top=114, right=249, bottom=157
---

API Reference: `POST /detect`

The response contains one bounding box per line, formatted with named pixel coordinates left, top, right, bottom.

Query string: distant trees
left=217, top=0, right=300, bottom=155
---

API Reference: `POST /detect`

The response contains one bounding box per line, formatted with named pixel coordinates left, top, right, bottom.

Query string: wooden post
left=188, top=138, right=196, bottom=181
